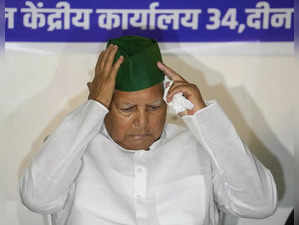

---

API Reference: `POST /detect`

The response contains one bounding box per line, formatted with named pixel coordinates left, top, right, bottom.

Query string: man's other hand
left=157, top=61, right=206, bottom=116
left=88, top=44, right=123, bottom=108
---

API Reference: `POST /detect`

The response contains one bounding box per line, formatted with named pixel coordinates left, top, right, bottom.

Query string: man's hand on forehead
left=157, top=61, right=206, bottom=116
left=87, top=44, right=123, bottom=108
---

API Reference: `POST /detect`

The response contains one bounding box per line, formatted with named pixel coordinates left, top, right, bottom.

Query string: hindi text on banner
left=20, top=1, right=93, bottom=31
left=5, top=8, right=18, bottom=29
left=96, top=2, right=201, bottom=31
left=245, top=1, right=293, bottom=30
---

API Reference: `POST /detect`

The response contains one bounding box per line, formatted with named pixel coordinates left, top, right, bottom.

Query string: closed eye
left=147, top=105, right=161, bottom=111
left=120, top=106, right=136, bottom=112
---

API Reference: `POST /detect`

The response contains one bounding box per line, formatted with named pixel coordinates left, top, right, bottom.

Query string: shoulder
left=163, top=122, right=212, bottom=170
left=164, top=122, right=199, bottom=147
left=164, top=122, right=187, bottom=138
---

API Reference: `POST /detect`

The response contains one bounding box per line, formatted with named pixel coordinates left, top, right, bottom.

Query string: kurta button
left=136, top=167, right=144, bottom=173
left=135, top=194, right=142, bottom=199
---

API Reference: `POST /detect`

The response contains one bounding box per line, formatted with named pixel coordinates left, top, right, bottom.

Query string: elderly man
left=19, top=35, right=277, bottom=225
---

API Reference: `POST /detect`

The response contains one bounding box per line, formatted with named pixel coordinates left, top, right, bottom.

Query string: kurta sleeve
left=19, top=100, right=108, bottom=214
left=182, top=100, right=277, bottom=219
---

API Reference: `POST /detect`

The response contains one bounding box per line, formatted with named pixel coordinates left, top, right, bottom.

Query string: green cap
left=107, top=35, right=164, bottom=92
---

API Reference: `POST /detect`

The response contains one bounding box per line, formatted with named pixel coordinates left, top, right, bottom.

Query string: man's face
left=104, top=83, right=167, bottom=150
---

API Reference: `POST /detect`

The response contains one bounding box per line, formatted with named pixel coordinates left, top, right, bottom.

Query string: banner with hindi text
left=4, top=0, right=294, bottom=43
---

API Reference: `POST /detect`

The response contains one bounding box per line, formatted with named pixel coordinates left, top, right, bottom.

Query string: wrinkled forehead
left=112, top=83, right=164, bottom=105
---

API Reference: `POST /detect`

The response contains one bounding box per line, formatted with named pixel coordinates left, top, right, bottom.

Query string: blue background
left=5, top=0, right=294, bottom=42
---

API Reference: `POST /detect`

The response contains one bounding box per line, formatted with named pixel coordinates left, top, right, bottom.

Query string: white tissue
left=163, top=77, right=194, bottom=114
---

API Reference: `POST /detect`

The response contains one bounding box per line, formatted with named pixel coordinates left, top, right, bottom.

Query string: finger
left=104, top=44, right=118, bottom=72
left=100, top=44, right=114, bottom=70
left=167, top=84, right=192, bottom=102
left=95, top=51, right=104, bottom=72
left=165, top=81, right=187, bottom=102
left=93, top=51, right=105, bottom=83
left=167, top=81, right=188, bottom=95
left=157, top=61, right=186, bottom=82
left=178, top=110, right=188, bottom=117
left=110, top=55, right=124, bottom=79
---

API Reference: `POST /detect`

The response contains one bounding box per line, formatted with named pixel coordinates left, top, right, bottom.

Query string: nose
left=133, top=109, right=149, bottom=129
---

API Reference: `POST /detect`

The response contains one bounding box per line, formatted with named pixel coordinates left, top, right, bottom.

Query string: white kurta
left=19, top=100, right=277, bottom=225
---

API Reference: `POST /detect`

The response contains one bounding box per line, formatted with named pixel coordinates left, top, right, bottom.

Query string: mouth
left=129, top=134, right=151, bottom=140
